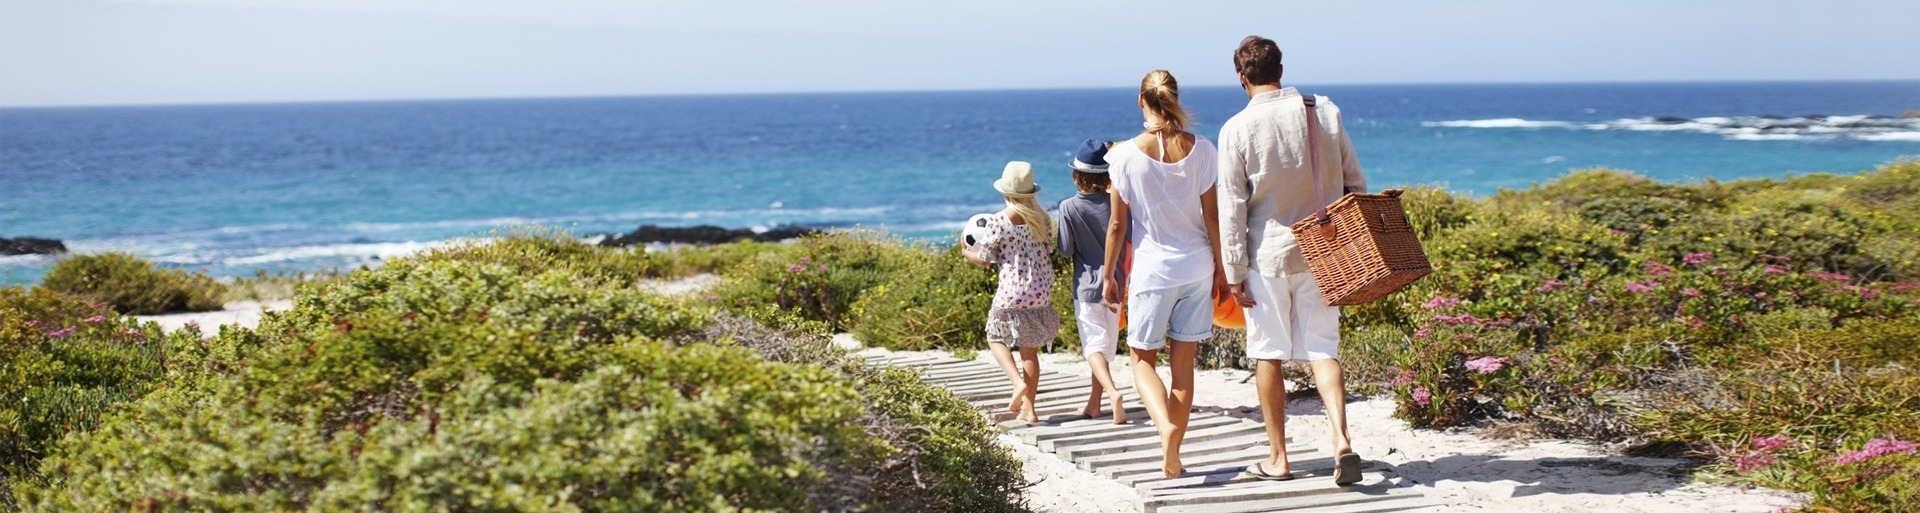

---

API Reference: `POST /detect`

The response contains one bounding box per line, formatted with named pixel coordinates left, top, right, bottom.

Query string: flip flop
left=1243, top=461, right=1296, bottom=481
left=1334, top=452, right=1363, bottom=486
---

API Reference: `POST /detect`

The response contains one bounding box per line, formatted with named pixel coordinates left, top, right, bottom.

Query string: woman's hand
left=1102, top=280, right=1123, bottom=313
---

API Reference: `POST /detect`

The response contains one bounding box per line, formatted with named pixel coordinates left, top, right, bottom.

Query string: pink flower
left=1760, top=254, right=1791, bottom=263
left=24, top=319, right=40, bottom=328
left=1464, top=356, right=1507, bottom=374
left=1810, top=272, right=1851, bottom=282
left=1536, top=280, right=1569, bottom=293
left=47, top=326, right=77, bottom=338
left=1689, top=317, right=1706, bottom=330
left=1413, top=327, right=1432, bottom=339
left=1735, top=451, right=1777, bottom=473
left=1834, top=438, right=1918, bottom=465
left=1391, top=371, right=1414, bottom=387
left=1893, top=282, right=1920, bottom=293
left=1764, top=264, right=1789, bottom=275
left=796, top=256, right=812, bottom=265
left=1432, top=313, right=1483, bottom=326
left=787, top=263, right=807, bottom=273
left=1680, top=288, right=1702, bottom=299
left=1643, top=261, right=1674, bottom=277
left=85, top=315, right=107, bottom=323
left=1753, top=435, right=1795, bottom=451
left=1411, top=387, right=1432, bottom=407
left=1423, top=296, right=1462, bottom=310
left=1683, top=252, right=1715, bottom=265
left=1625, top=280, right=1660, bottom=293
left=1848, top=285, right=1881, bottom=299
left=815, top=263, right=827, bottom=272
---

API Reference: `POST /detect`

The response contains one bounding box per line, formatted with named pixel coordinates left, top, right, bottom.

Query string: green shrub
left=851, top=245, right=996, bottom=351
left=711, top=231, right=920, bottom=331
left=0, top=287, right=176, bottom=509
left=41, top=252, right=225, bottom=315
left=17, top=237, right=1028, bottom=512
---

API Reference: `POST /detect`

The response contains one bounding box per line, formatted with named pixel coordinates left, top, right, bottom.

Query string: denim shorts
left=1126, top=279, right=1213, bottom=351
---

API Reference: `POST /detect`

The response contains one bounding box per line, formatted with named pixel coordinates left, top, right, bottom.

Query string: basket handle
left=1303, top=94, right=1337, bottom=241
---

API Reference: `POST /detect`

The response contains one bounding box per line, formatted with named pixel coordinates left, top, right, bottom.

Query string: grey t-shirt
left=1056, top=191, right=1114, bottom=303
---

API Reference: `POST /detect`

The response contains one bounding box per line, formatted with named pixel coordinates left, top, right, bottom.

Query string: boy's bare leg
left=1087, top=355, right=1126, bottom=424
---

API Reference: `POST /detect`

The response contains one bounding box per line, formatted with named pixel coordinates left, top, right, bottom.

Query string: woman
left=1100, top=69, right=1226, bottom=479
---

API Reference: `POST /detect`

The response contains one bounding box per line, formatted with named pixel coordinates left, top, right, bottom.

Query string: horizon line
left=5, top=77, right=1918, bottom=110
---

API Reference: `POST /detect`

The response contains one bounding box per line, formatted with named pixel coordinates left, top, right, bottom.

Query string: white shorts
left=1074, top=300, right=1121, bottom=361
left=1127, top=279, right=1214, bottom=351
left=1242, top=271, right=1341, bottom=361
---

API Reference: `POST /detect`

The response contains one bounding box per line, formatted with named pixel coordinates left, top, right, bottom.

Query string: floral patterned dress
left=978, top=213, right=1060, bottom=348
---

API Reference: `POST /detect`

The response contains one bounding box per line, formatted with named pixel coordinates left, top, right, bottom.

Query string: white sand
left=137, top=299, right=293, bottom=332
left=875, top=348, right=1805, bottom=513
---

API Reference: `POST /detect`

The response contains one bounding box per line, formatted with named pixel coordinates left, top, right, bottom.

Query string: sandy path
left=874, top=348, right=1803, bottom=513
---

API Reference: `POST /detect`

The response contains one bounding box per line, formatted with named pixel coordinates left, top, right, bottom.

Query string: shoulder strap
left=1301, top=93, right=1332, bottom=225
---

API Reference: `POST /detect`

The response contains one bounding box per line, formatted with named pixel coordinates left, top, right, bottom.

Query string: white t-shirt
left=1107, top=134, right=1218, bottom=293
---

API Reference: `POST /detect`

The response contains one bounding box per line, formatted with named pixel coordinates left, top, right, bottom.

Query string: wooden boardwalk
left=868, top=353, right=1441, bottom=513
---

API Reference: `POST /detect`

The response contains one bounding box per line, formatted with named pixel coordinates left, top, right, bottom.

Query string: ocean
left=3, top=81, right=1919, bottom=285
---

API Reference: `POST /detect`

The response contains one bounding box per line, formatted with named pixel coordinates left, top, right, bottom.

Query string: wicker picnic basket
left=1290, top=189, right=1432, bottom=306
left=1287, top=93, right=1431, bottom=306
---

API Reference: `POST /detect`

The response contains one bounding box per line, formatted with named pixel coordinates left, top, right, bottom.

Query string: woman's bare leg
left=1160, top=339, right=1199, bottom=477
left=1132, top=346, right=1184, bottom=477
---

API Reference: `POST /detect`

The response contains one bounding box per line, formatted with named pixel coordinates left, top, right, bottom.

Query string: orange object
left=1212, top=286, right=1245, bottom=329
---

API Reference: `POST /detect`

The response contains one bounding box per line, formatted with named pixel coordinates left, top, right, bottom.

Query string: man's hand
left=1227, top=282, right=1255, bottom=308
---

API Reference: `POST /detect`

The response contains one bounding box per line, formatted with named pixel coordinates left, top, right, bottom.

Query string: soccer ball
left=961, top=214, right=995, bottom=250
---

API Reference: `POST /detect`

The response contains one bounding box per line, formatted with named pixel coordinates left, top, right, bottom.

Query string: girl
left=1101, top=70, right=1226, bottom=478
left=962, top=161, right=1060, bottom=424
left=1056, top=139, right=1128, bottom=424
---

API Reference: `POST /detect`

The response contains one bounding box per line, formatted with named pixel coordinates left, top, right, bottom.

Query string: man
left=1215, top=35, right=1367, bottom=486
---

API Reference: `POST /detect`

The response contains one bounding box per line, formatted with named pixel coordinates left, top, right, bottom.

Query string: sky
left=1, top=0, right=1916, bottom=107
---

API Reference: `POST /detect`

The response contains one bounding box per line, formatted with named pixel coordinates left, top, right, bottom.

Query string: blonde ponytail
left=1140, top=70, right=1189, bottom=135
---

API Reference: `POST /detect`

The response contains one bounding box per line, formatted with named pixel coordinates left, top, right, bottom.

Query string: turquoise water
left=3, top=81, right=1918, bottom=284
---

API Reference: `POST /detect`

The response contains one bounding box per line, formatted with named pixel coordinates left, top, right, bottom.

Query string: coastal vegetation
left=683, top=160, right=1920, bottom=511
left=2, top=236, right=1024, bottom=511
left=2, top=160, right=1916, bottom=511
left=40, top=252, right=225, bottom=315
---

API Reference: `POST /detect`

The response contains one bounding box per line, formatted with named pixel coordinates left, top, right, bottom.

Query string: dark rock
left=597, top=224, right=822, bottom=247
left=0, top=237, right=67, bottom=256
left=1652, top=116, right=1690, bottom=124
left=1903, top=110, right=1920, bottom=119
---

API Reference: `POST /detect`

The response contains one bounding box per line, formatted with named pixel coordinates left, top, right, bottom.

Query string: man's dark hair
left=1234, top=36, right=1283, bottom=86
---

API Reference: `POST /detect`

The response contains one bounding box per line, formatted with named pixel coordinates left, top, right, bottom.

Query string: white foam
left=1423, top=118, right=1576, bottom=129
left=223, top=241, right=446, bottom=265
left=0, top=254, right=52, bottom=266
left=1855, top=132, right=1920, bottom=142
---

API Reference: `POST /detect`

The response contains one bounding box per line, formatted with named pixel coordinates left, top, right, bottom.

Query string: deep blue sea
left=4, top=81, right=1919, bottom=285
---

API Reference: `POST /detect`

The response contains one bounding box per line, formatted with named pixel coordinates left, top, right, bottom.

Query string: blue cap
left=1071, top=139, right=1110, bottom=173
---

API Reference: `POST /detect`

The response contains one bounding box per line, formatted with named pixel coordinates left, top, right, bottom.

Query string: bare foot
left=1079, top=406, right=1101, bottom=418
left=1162, top=458, right=1184, bottom=479
left=1007, top=381, right=1030, bottom=416
left=1110, top=397, right=1128, bottom=425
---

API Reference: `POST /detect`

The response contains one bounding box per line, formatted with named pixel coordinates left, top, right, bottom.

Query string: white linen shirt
left=1216, top=88, right=1367, bottom=284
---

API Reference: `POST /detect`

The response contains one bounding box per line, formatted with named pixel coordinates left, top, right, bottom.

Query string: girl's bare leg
left=1018, top=346, right=1041, bottom=423
left=990, top=342, right=1028, bottom=416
